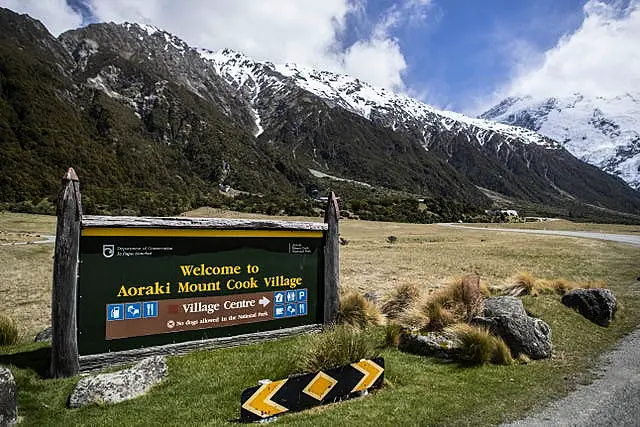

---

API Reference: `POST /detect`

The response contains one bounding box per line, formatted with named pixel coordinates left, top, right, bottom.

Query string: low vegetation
left=0, top=314, right=19, bottom=346
left=446, top=323, right=513, bottom=366
left=337, top=291, right=384, bottom=328
left=295, top=324, right=380, bottom=374
left=500, top=271, right=606, bottom=297
left=1, top=212, right=640, bottom=425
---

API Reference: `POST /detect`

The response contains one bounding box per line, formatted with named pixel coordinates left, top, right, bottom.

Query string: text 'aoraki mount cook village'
left=116, top=263, right=304, bottom=297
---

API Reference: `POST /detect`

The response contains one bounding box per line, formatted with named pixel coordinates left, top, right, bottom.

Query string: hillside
left=1, top=8, right=640, bottom=222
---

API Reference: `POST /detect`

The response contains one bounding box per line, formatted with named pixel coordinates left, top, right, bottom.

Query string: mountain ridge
left=480, top=93, right=640, bottom=189
left=1, top=8, right=640, bottom=222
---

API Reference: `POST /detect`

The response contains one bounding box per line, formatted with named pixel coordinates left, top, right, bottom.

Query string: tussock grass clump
left=296, top=324, right=379, bottom=373
left=338, top=291, right=384, bottom=328
left=422, top=302, right=456, bottom=331
left=491, top=337, right=515, bottom=365
left=502, top=272, right=608, bottom=297
left=506, top=271, right=537, bottom=296
left=447, top=324, right=513, bottom=366
left=0, top=313, right=19, bottom=346
left=402, top=275, right=483, bottom=331
left=381, top=282, right=421, bottom=319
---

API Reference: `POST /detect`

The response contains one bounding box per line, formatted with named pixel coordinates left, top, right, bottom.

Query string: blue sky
left=2, top=0, right=638, bottom=114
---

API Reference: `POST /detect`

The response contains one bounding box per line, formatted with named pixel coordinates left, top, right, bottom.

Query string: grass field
left=1, top=211, right=639, bottom=426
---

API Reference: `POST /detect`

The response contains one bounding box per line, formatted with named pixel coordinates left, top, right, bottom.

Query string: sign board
left=77, top=219, right=327, bottom=356
left=240, top=357, right=385, bottom=422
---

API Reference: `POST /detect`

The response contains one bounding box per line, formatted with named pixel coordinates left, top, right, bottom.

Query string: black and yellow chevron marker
left=240, top=357, right=384, bottom=422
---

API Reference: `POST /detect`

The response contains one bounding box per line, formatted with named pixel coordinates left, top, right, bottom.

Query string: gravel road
left=502, top=327, right=640, bottom=427
left=439, top=224, right=640, bottom=247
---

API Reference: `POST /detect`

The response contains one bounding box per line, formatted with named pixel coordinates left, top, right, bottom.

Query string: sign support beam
left=323, top=192, right=340, bottom=325
left=50, top=167, right=81, bottom=378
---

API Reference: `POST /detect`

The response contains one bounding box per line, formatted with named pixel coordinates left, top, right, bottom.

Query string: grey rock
left=34, top=326, right=52, bottom=342
left=398, top=330, right=460, bottom=359
left=484, top=296, right=527, bottom=317
left=473, top=315, right=552, bottom=360
left=363, top=292, right=378, bottom=305
left=0, top=367, right=17, bottom=427
left=68, top=356, right=167, bottom=408
left=561, top=288, right=617, bottom=327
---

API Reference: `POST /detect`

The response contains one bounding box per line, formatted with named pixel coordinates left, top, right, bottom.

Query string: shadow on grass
left=0, top=346, right=51, bottom=377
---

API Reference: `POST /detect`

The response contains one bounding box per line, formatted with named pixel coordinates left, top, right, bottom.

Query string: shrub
left=412, top=277, right=483, bottom=331
left=423, top=302, right=456, bottom=331
left=0, top=314, right=19, bottom=346
left=338, top=291, right=384, bottom=328
left=381, top=283, right=421, bottom=319
left=295, top=324, right=379, bottom=373
left=446, top=324, right=513, bottom=366
left=448, top=324, right=495, bottom=365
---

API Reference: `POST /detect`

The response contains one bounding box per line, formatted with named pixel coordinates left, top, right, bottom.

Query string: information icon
left=125, top=302, right=141, bottom=319
left=285, top=303, right=297, bottom=317
left=143, top=301, right=158, bottom=318
left=297, top=289, right=307, bottom=301
left=274, top=291, right=285, bottom=304
left=107, top=304, right=123, bottom=321
left=274, top=306, right=285, bottom=318
left=297, top=302, right=307, bottom=316
left=286, top=290, right=297, bottom=302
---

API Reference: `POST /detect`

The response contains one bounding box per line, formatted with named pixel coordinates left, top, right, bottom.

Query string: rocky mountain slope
left=481, top=94, right=640, bottom=190
left=2, top=7, right=640, bottom=220
left=205, top=48, right=640, bottom=214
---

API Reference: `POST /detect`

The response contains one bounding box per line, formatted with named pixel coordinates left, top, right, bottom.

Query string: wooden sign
left=77, top=218, right=328, bottom=356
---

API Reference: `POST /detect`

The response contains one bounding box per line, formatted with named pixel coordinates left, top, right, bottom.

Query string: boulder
left=472, top=315, right=552, bottom=360
left=34, top=326, right=52, bottom=342
left=398, top=330, right=460, bottom=359
left=561, top=288, right=617, bottom=327
left=68, top=356, right=167, bottom=408
left=0, top=367, right=17, bottom=427
left=483, top=296, right=527, bottom=318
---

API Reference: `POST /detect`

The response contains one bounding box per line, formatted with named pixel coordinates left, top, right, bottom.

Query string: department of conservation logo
left=102, top=244, right=115, bottom=258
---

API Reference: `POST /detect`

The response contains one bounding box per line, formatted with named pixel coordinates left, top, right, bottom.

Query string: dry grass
left=398, top=277, right=483, bottom=331
left=471, top=220, right=640, bottom=234
left=381, top=282, right=421, bottom=319
left=501, top=271, right=608, bottom=297
left=1, top=210, right=638, bottom=339
left=446, top=323, right=514, bottom=366
left=337, top=290, right=384, bottom=328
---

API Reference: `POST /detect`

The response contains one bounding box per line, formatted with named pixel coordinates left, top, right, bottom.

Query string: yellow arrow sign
left=241, top=379, right=289, bottom=418
left=350, top=359, right=384, bottom=393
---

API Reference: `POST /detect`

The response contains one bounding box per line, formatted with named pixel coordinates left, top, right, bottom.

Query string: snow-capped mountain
left=481, top=94, right=640, bottom=189
left=199, top=47, right=640, bottom=212
left=199, top=48, right=560, bottom=151
left=2, top=7, right=640, bottom=220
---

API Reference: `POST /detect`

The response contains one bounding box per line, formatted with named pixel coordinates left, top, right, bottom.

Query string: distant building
left=486, top=209, right=519, bottom=217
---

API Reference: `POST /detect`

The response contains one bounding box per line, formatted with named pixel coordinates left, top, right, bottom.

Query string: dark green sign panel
left=77, top=228, right=325, bottom=356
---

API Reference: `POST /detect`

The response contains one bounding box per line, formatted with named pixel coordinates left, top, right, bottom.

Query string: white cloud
left=341, top=38, right=407, bottom=89
left=81, top=0, right=429, bottom=91
left=0, top=0, right=434, bottom=92
left=507, top=0, right=640, bottom=98
left=0, top=0, right=82, bottom=35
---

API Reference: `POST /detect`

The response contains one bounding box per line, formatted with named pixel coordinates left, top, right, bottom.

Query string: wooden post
left=323, top=192, right=340, bottom=324
left=50, top=168, right=81, bottom=378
